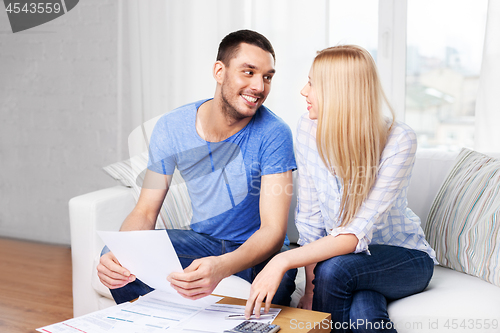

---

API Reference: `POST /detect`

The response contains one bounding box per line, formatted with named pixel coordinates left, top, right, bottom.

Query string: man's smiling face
left=219, top=43, right=275, bottom=120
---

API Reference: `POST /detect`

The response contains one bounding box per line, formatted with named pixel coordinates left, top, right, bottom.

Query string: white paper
left=37, top=290, right=223, bottom=333
left=97, top=230, right=183, bottom=293
left=139, top=289, right=223, bottom=308
left=37, top=303, right=130, bottom=333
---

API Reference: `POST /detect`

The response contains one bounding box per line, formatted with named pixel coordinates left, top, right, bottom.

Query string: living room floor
left=0, top=237, right=73, bottom=333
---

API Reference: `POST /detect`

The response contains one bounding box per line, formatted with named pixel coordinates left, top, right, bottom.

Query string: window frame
left=377, top=0, right=408, bottom=121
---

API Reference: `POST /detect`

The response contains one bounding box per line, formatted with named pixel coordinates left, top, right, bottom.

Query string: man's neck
left=196, top=98, right=253, bottom=142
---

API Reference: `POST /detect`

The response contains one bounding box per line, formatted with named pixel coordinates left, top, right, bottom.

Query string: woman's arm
left=244, top=233, right=358, bottom=318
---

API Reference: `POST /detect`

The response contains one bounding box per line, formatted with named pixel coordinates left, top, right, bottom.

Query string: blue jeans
left=108, top=229, right=297, bottom=306
left=312, top=245, right=434, bottom=333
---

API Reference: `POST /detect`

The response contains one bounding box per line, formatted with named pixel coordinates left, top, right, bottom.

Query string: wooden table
left=217, top=297, right=331, bottom=333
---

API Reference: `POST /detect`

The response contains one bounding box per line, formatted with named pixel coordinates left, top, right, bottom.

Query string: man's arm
left=167, top=170, right=293, bottom=299
left=97, top=170, right=171, bottom=289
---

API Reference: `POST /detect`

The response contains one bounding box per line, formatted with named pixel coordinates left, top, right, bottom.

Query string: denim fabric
left=109, top=229, right=296, bottom=306
left=312, top=245, right=434, bottom=333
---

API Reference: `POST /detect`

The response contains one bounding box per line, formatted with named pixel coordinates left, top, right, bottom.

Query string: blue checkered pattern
left=294, top=113, right=437, bottom=262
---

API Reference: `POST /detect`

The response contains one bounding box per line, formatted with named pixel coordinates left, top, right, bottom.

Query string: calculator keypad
left=230, top=321, right=279, bottom=333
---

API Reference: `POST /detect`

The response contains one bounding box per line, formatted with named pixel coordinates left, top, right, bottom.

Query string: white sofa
left=69, top=149, right=500, bottom=332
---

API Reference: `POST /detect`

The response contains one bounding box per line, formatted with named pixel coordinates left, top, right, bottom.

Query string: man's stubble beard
left=220, top=85, right=249, bottom=122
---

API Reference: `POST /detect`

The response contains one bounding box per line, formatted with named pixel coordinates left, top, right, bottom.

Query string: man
left=97, top=30, right=296, bottom=305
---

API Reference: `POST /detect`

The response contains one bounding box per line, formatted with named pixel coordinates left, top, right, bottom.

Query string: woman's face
left=300, top=69, right=318, bottom=120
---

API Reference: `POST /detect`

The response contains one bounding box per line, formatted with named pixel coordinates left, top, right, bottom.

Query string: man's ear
left=213, top=60, right=225, bottom=84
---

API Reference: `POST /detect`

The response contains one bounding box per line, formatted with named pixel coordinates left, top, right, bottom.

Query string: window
left=405, top=0, right=488, bottom=150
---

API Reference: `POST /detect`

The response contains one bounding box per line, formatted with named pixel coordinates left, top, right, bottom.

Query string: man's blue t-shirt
left=147, top=99, right=296, bottom=243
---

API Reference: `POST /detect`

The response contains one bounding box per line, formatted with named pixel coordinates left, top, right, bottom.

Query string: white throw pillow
left=103, top=152, right=192, bottom=230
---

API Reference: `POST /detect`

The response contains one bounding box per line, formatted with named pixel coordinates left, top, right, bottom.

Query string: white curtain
left=119, top=0, right=329, bottom=153
left=124, top=0, right=248, bottom=127
left=474, top=0, right=500, bottom=152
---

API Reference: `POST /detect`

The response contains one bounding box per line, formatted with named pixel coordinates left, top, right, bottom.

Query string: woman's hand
left=244, top=255, right=288, bottom=319
left=297, top=292, right=313, bottom=310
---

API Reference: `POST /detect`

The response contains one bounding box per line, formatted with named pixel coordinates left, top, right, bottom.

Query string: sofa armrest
left=69, top=186, right=135, bottom=317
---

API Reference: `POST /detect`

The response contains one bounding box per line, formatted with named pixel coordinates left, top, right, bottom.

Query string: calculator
left=224, top=320, right=281, bottom=333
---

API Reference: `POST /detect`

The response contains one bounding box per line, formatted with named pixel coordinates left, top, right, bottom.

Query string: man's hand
left=167, top=256, right=228, bottom=300
left=97, top=251, right=136, bottom=289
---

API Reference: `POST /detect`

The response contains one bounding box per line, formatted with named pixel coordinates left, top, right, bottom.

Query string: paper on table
left=37, top=290, right=223, bottom=333
left=37, top=303, right=130, bottom=333
left=98, top=230, right=183, bottom=293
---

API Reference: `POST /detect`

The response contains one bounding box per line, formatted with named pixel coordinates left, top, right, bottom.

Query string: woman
left=244, top=45, right=437, bottom=332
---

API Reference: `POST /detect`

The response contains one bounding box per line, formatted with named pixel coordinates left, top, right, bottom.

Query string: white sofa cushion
left=388, top=265, right=500, bottom=333
left=407, top=150, right=459, bottom=229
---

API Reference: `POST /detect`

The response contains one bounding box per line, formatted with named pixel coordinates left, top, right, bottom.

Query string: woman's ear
left=213, top=61, right=225, bottom=84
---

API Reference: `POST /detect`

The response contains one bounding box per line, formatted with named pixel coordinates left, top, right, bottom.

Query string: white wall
left=0, top=1, right=129, bottom=245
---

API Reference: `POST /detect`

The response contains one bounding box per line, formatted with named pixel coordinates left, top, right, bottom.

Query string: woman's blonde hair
left=312, top=45, right=395, bottom=227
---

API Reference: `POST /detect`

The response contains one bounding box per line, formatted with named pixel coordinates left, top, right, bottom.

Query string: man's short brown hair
left=216, top=29, right=275, bottom=66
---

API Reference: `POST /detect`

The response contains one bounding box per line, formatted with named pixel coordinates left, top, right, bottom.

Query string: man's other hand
left=167, top=256, right=227, bottom=299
